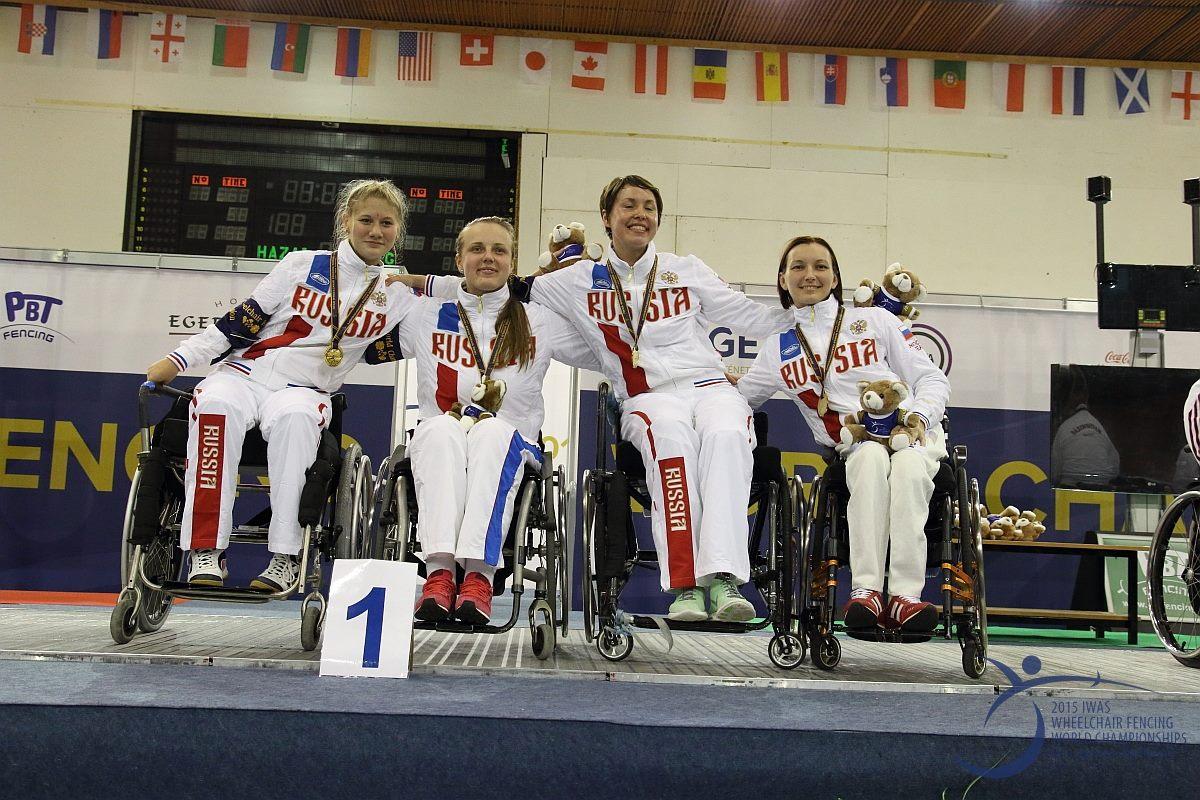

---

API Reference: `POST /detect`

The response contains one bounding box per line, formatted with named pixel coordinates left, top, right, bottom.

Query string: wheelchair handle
left=138, top=381, right=194, bottom=444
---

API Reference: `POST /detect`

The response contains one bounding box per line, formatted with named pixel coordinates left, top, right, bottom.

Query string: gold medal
left=817, top=394, right=828, bottom=416
left=606, top=257, right=657, bottom=374
left=324, top=347, right=343, bottom=367
left=631, top=348, right=640, bottom=368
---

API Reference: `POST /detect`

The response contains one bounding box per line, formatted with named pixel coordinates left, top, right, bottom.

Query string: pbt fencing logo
left=3, top=291, right=71, bottom=344
left=910, top=322, right=951, bottom=376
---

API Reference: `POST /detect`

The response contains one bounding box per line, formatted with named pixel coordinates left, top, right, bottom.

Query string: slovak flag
left=875, top=57, right=908, bottom=108
left=816, top=54, right=846, bottom=105
left=1051, top=65, right=1086, bottom=116
left=18, top=5, right=57, bottom=55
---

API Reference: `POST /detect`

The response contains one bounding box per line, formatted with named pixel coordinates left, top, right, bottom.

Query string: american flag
left=398, top=31, right=432, bottom=81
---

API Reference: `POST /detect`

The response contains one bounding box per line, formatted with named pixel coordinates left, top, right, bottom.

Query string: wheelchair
left=369, top=431, right=570, bottom=660
left=799, top=420, right=989, bottom=679
left=1147, top=489, right=1200, bottom=668
left=580, top=381, right=807, bottom=669
left=110, top=382, right=375, bottom=651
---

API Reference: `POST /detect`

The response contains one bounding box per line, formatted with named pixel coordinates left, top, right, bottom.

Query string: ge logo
left=910, top=323, right=951, bottom=376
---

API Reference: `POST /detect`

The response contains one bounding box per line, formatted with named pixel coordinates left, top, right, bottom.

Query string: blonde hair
left=454, top=216, right=533, bottom=370
left=333, top=179, right=409, bottom=256
left=454, top=216, right=516, bottom=265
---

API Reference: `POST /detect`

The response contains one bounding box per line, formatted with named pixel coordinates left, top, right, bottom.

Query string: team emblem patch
left=661, top=271, right=679, bottom=285
left=372, top=290, right=387, bottom=307
left=849, top=319, right=868, bottom=335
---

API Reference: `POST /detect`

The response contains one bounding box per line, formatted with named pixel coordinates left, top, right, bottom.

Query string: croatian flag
left=817, top=54, right=846, bottom=105
left=18, top=4, right=57, bottom=55
left=875, top=57, right=908, bottom=108
left=1051, top=65, right=1086, bottom=116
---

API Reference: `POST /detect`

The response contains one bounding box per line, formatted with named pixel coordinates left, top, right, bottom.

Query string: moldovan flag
left=816, top=54, right=846, bottom=105
left=270, top=23, right=309, bottom=73
left=755, top=51, right=788, bottom=102
left=90, top=9, right=122, bottom=59
left=1171, top=70, right=1200, bottom=121
left=397, top=31, right=433, bottom=81
left=18, top=5, right=57, bottom=55
left=993, top=63, right=1025, bottom=112
left=335, top=27, right=371, bottom=78
left=519, top=38, right=550, bottom=84
left=933, top=60, right=966, bottom=108
left=634, top=44, right=668, bottom=95
left=212, top=19, right=249, bottom=68
left=149, top=13, right=186, bottom=64
left=459, top=34, right=494, bottom=66
left=1051, top=65, right=1085, bottom=115
left=693, top=48, right=727, bottom=100
left=571, top=41, right=607, bottom=91
left=875, top=57, right=908, bottom=107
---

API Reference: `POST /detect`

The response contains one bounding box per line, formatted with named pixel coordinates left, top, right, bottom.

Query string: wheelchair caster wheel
left=768, top=633, right=806, bottom=670
left=110, top=592, right=138, bottom=645
left=811, top=633, right=841, bottom=671
left=596, top=628, right=633, bottom=662
left=301, top=604, right=323, bottom=652
left=962, top=638, right=987, bottom=679
left=532, top=622, right=556, bottom=661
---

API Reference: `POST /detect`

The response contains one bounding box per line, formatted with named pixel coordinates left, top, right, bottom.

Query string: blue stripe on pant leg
left=483, top=433, right=543, bottom=566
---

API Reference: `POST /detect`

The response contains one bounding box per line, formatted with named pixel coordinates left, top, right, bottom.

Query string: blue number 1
left=346, top=586, right=386, bottom=668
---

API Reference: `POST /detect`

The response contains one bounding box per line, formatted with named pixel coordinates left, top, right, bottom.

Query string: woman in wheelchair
left=399, top=217, right=597, bottom=625
left=143, top=179, right=419, bottom=592
left=736, top=235, right=950, bottom=633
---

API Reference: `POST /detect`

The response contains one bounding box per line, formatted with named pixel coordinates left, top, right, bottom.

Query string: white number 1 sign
left=320, top=559, right=417, bottom=679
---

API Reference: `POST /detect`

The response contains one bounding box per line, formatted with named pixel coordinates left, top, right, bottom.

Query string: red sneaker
left=454, top=572, right=493, bottom=625
left=884, top=595, right=938, bottom=632
left=842, top=588, right=884, bottom=629
left=415, top=569, right=456, bottom=622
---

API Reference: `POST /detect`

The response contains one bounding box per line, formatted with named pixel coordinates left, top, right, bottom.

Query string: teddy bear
left=446, top=378, right=506, bottom=431
left=838, top=379, right=924, bottom=453
left=853, top=262, right=927, bottom=322
left=536, top=222, right=604, bottom=274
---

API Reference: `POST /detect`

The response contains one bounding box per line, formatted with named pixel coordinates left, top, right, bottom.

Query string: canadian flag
left=571, top=41, right=607, bottom=91
left=520, top=38, right=551, bottom=84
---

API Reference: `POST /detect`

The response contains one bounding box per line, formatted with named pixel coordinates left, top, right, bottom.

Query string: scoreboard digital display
left=124, top=112, right=519, bottom=274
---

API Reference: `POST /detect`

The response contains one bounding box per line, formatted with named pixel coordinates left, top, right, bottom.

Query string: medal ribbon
left=456, top=301, right=511, bottom=382
left=793, top=305, right=845, bottom=412
left=605, top=255, right=658, bottom=360
left=327, top=252, right=381, bottom=359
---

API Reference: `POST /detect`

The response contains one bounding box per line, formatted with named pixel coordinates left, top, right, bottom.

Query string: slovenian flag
left=876, top=57, right=908, bottom=108
left=270, top=23, right=310, bottom=73
left=1051, top=65, right=1086, bottom=116
left=335, top=27, right=371, bottom=78
left=692, top=48, right=727, bottom=100
left=18, top=4, right=57, bottom=55
left=816, top=54, right=846, bottom=105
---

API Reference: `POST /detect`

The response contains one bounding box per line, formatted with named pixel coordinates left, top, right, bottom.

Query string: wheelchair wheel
left=137, top=529, right=183, bottom=633
left=333, top=443, right=372, bottom=561
left=581, top=470, right=599, bottom=643
left=769, top=633, right=806, bottom=670
left=596, top=627, right=633, bottom=662
left=109, top=590, right=138, bottom=645
left=370, top=446, right=404, bottom=561
left=1148, top=491, right=1200, bottom=667
left=555, top=466, right=572, bottom=639
left=962, top=637, right=987, bottom=679
left=532, top=622, right=556, bottom=661
left=810, top=633, right=841, bottom=671
left=967, top=478, right=989, bottom=659
left=301, top=602, right=323, bottom=652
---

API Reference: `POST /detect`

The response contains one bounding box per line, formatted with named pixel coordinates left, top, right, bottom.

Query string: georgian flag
left=1051, top=65, right=1085, bottom=116
left=18, top=5, right=57, bottom=55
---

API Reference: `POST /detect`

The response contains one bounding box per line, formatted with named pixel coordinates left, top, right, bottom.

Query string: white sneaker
left=250, top=552, right=300, bottom=592
left=187, top=548, right=227, bottom=586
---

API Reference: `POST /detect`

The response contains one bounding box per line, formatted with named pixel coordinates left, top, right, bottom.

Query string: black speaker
left=1185, top=178, right=1200, bottom=206
left=1087, top=175, right=1112, bottom=203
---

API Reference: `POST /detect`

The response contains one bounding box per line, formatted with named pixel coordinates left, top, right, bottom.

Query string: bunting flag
left=270, top=23, right=309, bottom=73
left=519, top=38, right=550, bottom=84
left=993, top=63, right=1025, bottom=112
left=398, top=31, right=433, bottom=81
left=634, top=44, right=668, bottom=95
left=1113, top=67, right=1149, bottom=114
left=459, top=34, right=494, bottom=66
left=91, top=9, right=122, bottom=59
left=692, top=48, right=727, bottom=100
left=754, top=51, right=789, bottom=102
left=212, top=19, right=249, bottom=68
left=1171, top=70, right=1200, bottom=121
left=18, top=5, right=57, bottom=55
left=1051, top=65, right=1086, bottom=115
left=933, top=60, right=966, bottom=108
left=571, top=41, right=607, bottom=91
left=875, top=57, right=908, bottom=108
left=816, top=54, right=846, bottom=105
left=149, top=13, right=186, bottom=64
left=335, top=27, right=371, bottom=77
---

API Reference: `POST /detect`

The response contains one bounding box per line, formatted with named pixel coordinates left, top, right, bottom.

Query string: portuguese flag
left=212, top=19, right=250, bottom=68
left=933, top=60, right=967, bottom=109
left=271, top=23, right=310, bottom=73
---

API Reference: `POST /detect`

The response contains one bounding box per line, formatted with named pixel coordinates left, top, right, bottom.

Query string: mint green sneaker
left=667, top=587, right=708, bottom=621
left=708, top=574, right=755, bottom=622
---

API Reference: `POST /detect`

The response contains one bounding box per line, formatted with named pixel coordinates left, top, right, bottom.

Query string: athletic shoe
left=842, top=588, right=884, bottom=629
left=884, top=594, right=938, bottom=632
left=454, top=572, right=493, bottom=625
left=249, top=552, right=300, bottom=592
left=667, top=587, right=708, bottom=622
left=708, top=574, right=755, bottom=622
left=415, top=569, right=456, bottom=622
left=187, top=548, right=227, bottom=587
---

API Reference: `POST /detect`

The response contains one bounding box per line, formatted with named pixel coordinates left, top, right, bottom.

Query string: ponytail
left=494, top=298, right=533, bottom=370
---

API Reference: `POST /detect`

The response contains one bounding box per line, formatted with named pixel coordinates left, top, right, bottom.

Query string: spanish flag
left=755, top=51, right=789, bottom=102
left=692, top=48, right=727, bottom=100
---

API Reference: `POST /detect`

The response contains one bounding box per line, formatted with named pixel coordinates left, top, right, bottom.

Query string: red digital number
left=438, top=189, right=464, bottom=200
left=191, top=175, right=210, bottom=186
left=409, top=187, right=428, bottom=198
left=221, top=176, right=248, bottom=188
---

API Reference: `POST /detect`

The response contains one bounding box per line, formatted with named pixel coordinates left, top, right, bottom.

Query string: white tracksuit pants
left=180, top=372, right=332, bottom=555
left=843, top=429, right=946, bottom=598
left=408, top=415, right=543, bottom=571
left=620, top=383, right=756, bottom=591
left=1184, top=379, right=1200, bottom=460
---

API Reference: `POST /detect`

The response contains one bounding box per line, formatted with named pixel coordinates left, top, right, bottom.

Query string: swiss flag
left=571, top=41, right=607, bottom=91
left=459, top=33, right=494, bottom=66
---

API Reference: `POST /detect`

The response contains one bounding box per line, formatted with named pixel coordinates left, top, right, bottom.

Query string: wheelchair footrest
left=156, top=582, right=277, bottom=604
left=844, top=627, right=939, bottom=644
left=629, top=614, right=764, bottom=634
left=413, top=620, right=512, bottom=635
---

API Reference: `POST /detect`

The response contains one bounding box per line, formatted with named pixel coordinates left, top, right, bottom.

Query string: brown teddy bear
left=447, top=378, right=506, bottom=431
left=536, top=222, right=604, bottom=274
left=838, top=379, right=924, bottom=453
left=853, top=262, right=927, bottom=322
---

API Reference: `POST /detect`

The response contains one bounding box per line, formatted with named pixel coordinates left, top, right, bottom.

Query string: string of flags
left=12, top=5, right=1200, bottom=121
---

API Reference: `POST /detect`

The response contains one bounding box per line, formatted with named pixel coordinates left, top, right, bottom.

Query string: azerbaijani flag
left=755, top=51, right=789, bottom=102
left=933, top=60, right=966, bottom=109
left=18, top=4, right=57, bottom=55
left=335, top=27, right=371, bottom=78
left=212, top=19, right=249, bottom=68
left=692, top=48, right=727, bottom=100
left=270, top=23, right=310, bottom=73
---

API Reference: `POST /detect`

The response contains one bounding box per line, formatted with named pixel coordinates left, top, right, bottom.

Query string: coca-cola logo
left=1104, top=351, right=1132, bottom=365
